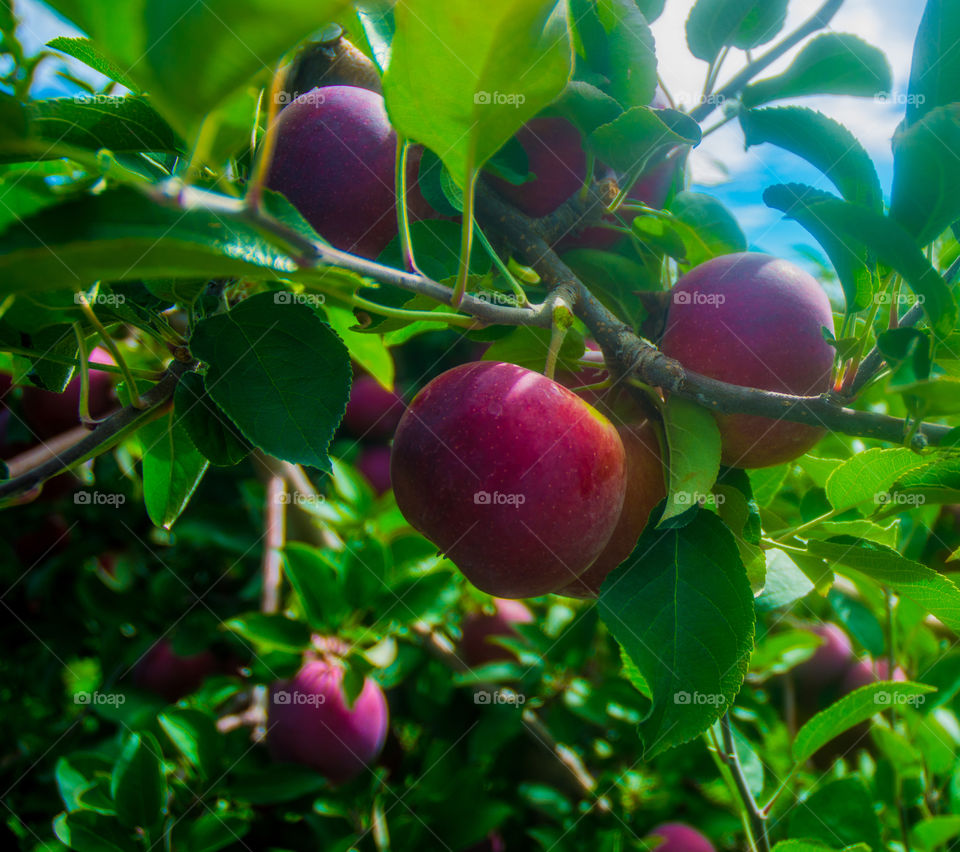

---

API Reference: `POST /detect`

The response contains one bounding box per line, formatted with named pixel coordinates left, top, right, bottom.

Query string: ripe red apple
left=648, top=823, right=715, bottom=852
left=840, top=657, right=907, bottom=694
left=390, top=361, right=627, bottom=598
left=461, top=598, right=533, bottom=666
left=21, top=347, right=116, bottom=440
left=558, top=422, right=665, bottom=598
left=661, top=252, right=835, bottom=468
left=133, top=640, right=219, bottom=703
left=265, top=86, right=434, bottom=259
left=356, top=445, right=392, bottom=495
left=793, top=623, right=854, bottom=690
left=341, top=375, right=405, bottom=440
left=267, top=660, right=389, bottom=784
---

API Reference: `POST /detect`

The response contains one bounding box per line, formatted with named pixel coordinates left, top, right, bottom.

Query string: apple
left=133, top=640, right=219, bottom=703
left=647, top=822, right=715, bottom=852
left=284, top=32, right=382, bottom=98
left=660, top=253, right=835, bottom=468
left=793, top=623, right=854, bottom=690
left=341, top=375, right=405, bottom=440
left=267, top=659, right=389, bottom=784
left=21, top=347, right=116, bottom=440
left=840, top=657, right=907, bottom=694
left=390, top=361, right=627, bottom=598
left=265, top=86, right=434, bottom=259
left=461, top=598, right=533, bottom=666
left=557, top=422, right=665, bottom=598
left=356, top=445, right=392, bottom=495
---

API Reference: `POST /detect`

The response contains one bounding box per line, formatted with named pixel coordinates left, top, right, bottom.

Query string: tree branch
left=720, top=713, right=771, bottom=852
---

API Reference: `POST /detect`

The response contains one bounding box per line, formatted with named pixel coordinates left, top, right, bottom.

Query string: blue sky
left=12, top=0, right=925, bottom=273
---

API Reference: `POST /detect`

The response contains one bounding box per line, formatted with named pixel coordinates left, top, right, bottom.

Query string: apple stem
left=719, top=713, right=771, bottom=852
left=74, top=291, right=145, bottom=409
left=246, top=62, right=290, bottom=212
left=544, top=297, right=574, bottom=380
left=473, top=223, right=530, bottom=307
left=351, top=293, right=479, bottom=328
left=395, top=136, right=421, bottom=275
left=72, top=323, right=92, bottom=426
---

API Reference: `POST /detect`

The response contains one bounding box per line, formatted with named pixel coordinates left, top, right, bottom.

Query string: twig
left=720, top=713, right=770, bottom=852
left=261, top=471, right=287, bottom=614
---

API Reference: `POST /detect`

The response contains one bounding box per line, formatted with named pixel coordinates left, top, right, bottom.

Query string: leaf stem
left=74, top=292, right=144, bottom=408
left=452, top=166, right=478, bottom=307
left=720, top=713, right=771, bottom=852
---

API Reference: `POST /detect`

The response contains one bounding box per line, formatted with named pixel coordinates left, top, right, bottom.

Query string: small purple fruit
left=268, top=660, right=389, bottom=784
left=461, top=599, right=533, bottom=666
left=840, top=657, right=907, bottom=694
left=341, top=375, right=406, bottom=440
left=134, top=640, right=219, bottom=703
left=390, top=361, right=627, bottom=598
left=647, top=822, right=715, bottom=852
left=356, top=445, right=392, bottom=495
left=793, top=623, right=854, bottom=690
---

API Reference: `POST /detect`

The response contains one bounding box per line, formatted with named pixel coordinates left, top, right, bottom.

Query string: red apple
left=341, top=375, right=405, bottom=440
left=648, top=822, right=715, bottom=852
left=661, top=253, right=835, bottom=468
left=265, top=86, right=434, bottom=259
left=356, top=445, right=392, bottom=495
left=461, top=598, right=533, bottom=666
left=133, top=640, right=219, bottom=703
left=391, top=362, right=627, bottom=598
left=267, top=660, right=389, bottom=784
left=840, top=657, right=907, bottom=694
left=793, top=623, right=854, bottom=691
left=557, top=422, right=665, bottom=598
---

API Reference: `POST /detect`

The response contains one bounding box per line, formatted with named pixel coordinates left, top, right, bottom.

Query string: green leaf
left=595, top=0, right=657, bottom=110
left=190, top=293, right=352, bottom=472
left=53, top=811, right=130, bottom=852
left=792, top=680, right=935, bottom=764
left=755, top=549, right=813, bottom=611
left=282, top=543, right=347, bottom=630
left=139, top=406, right=210, bottom=529
left=905, top=0, right=960, bottom=125
left=598, top=509, right=755, bottom=757
left=891, top=105, right=960, bottom=246
left=686, top=0, right=787, bottom=63
left=667, top=191, right=747, bottom=268
left=44, top=0, right=352, bottom=138
left=824, top=448, right=929, bottom=513
left=741, top=108, right=882, bottom=211
left=828, top=588, right=886, bottom=657
left=772, top=843, right=869, bottom=852
left=912, top=816, right=960, bottom=852
left=324, top=304, right=395, bottom=391
left=560, top=249, right=656, bottom=327
left=481, top=325, right=585, bottom=375
left=659, top=397, right=722, bottom=526
left=546, top=81, right=623, bottom=137
left=742, top=34, right=892, bottom=108
left=807, top=538, right=960, bottom=633
left=588, top=106, right=701, bottom=174
left=110, top=731, right=166, bottom=830
left=788, top=777, right=882, bottom=852
left=0, top=188, right=311, bottom=296
left=228, top=764, right=329, bottom=804
left=180, top=812, right=250, bottom=852
left=174, top=372, right=252, bottom=467
left=46, top=36, right=140, bottom=91
left=383, top=0, right=572, bottom=182
left=896, top=377, right=960, bottom=414
left=158, top=708, right=221, bottom=778
left=634, top=0, right=666, bottom=22
left=764, top=183, right=958, bottom=331
left=27, top=96, right=183, bottom=156
left=222, top=612, right=310, bottom=653
left=891, top=452, right=960, bottom=503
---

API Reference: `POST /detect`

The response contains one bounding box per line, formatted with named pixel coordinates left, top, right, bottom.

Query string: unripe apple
left=391, top=361, right=627, bottom=598
left=793, top=623, right=854, bottom=690
left=133, top=640, right=219, bottom=703
left=647, top=822, right=715, bottom=852
left=558, top=422, right=665, bottom=598
left=266, top=86, right=434, bottom=259
left=356, top=445, right=392, bottom=495
left=267, top=660, right=389, bottom=784
left=661, top=253, right=835, bottom=468
left=341, top=375, right=405, bottom=440
left=461, top=598, right=533, bottom=666
left=487, top=117, right=586, bottom=218
left=22, top=347, right=116, bottom=440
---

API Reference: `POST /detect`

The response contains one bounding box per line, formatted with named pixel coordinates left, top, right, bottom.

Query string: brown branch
left=261, top=469, right=286, bottom=614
